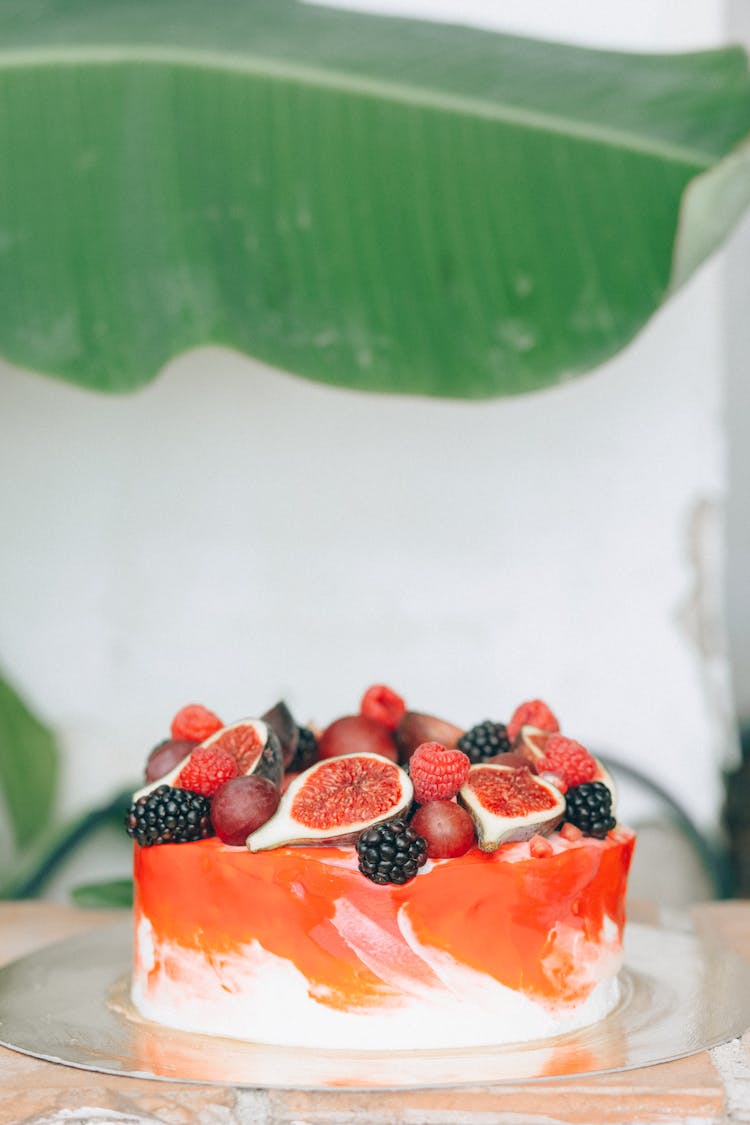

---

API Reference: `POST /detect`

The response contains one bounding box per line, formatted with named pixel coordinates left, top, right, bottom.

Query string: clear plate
left=0, top=919, right=749, bottom=1090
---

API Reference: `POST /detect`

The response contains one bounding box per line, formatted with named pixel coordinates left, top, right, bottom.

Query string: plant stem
left=2, top=788, right=133, bottom=899
left=598, top=754, right=733, bottom=899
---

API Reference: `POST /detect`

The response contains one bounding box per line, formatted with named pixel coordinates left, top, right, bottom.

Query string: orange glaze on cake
left=134, top=828, right=634, bottom=1012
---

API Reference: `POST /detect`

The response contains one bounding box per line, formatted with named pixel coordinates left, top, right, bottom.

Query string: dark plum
left=211, top=775, right=280, bottom=846
left=145, top=738, right=196, bottom=783
left=318, top=715, right=398, bottom=763
left=394, top=711, right=463, bottom=765
left=261, top=700, right=299, bottom=767
left=410, top=800, right=476, bottom=859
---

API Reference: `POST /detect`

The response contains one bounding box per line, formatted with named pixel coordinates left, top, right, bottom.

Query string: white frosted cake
left=127, top=692, right=634, bottom=1049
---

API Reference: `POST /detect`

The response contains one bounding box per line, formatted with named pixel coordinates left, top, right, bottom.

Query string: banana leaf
left=0, top=0, right=749, bottom=398
left=0, top=673, right=57, bottom=857
left=71, top=878, right=133, bottom=909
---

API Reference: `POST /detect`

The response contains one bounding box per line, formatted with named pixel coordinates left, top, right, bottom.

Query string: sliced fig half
left=459, top=763, right=565, bottom=852
left=132, top=718, right=282, bottom=801
left=144, top=738, right=198, bottom=783
left=593, top=759, right=618, bottom=810
left=515, top=726, right=618, bottom=808
left=261, top=700, right=299, bottom=767
left=514, top=725, right=553, bottom=766
left=247, top=752, right=413, bottom=850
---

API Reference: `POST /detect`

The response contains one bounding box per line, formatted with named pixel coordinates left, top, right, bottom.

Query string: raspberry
left=409, top=741, right=470, bottom=804
left=538, top=736, right=597, bottom=788
left=171, top=704, right=224, bottom=743
left=176, top=745, right=239, bottom=797
left=507, top=700, right=560, bottom=743
left=360, top=684, right=406, bottom=730
left=529, top=834, right=554, bottom=858
left=560, top=821, right=583, bottom=842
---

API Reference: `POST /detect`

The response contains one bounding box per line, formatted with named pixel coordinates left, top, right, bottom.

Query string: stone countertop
left=1, top=901, right=749, bottom=1125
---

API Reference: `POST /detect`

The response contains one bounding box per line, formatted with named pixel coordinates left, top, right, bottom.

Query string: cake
left=127, top=689, right=634, bottom=1050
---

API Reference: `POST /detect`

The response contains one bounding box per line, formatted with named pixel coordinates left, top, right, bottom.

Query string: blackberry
left=290, top=725, right=319, bottom=772
left=125, top=784, right=212, bottom=847
left=356, top=820, right=428, bottom=885
left=564, top=781, right=616, bottom=839
left=457, top=720, right=511, bottom=763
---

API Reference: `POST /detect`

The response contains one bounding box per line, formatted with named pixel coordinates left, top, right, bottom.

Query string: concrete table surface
left=1, top=900, right=750, bottom=1125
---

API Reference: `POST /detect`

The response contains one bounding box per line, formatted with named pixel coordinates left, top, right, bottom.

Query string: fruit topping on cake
left=537, top=735, right=597, bottom=788
left=170, top=704, right=224, bottom=743
left=175, top=744, right=239, bottom=796
left=133, top=718, right=282, bottom=802
left=356, top=820, right=428, bottom=884
left=145, top=738, right=198, bottom=783
left=564, top=780, right=617, bottom=839
left=457, top=720, right=511, bottom=762
left=409, top=741, right=470, bottom=803
left=202, top=719, right=283, bottom=786
left=514, top=726, right=617, bottom=804
left=247, top=752, right=413, bottom=849
left=360, top=683, right=407, bottom=730
left=507, top=699, right=560, bottom=742
left=261, top=700, right=299, bottom=768
left=126, top=785, right=212, bottom=846
left=513, top=725, right=554, bottom=765
left=459, top=763, right=566, bottom=850
left=529, top=833, right=554, bottom=858
left=409, top=800, right=476, bottom=858
left=211, top=775, right=281, bottom=845
left=495, top=749, right=540, bottom=771
left=560, top=821, right=583, bottom=842
left=126, top=690, right=620, bottom=866
left=318, top=714, right=398, bottom=762
left=393, top=710, right=464, bottom=763
left=289, top=725, right=319, bottom=772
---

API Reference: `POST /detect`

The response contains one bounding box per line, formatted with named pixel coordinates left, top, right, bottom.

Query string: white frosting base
left=132, top=908, right=623, bottom=1050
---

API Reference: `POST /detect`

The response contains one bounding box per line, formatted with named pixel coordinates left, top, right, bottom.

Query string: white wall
left=726, top=3, right=750, bottom=722
left=308, top=0, right=724, bottom=49
left=0, top=1, right=745, bottom=887
left=0, top=258, right=734, bottom=835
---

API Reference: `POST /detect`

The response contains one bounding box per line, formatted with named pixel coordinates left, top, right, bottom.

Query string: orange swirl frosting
left=133, top=828, right=634, bottom=1048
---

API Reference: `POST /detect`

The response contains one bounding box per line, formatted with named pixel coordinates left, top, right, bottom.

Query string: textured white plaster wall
left=0, top=1, right=744, bottom=899
left=0, top=258, right=733, bottom=834
left=726, top=4, right=750, bottom=722
left=309, top=0, right=723, bottom=50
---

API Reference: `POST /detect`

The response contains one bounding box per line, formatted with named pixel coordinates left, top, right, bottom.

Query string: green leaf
left=71, top=878, right=133, bottom=909
left=0, top=1, right=749, bottom=398
left=0, top=672, right=57, bottom=853
left=0, top=787, right=134, bottom=900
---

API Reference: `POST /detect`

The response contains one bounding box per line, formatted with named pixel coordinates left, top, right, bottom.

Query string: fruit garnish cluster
left=125, top=688, right=618, bottom=885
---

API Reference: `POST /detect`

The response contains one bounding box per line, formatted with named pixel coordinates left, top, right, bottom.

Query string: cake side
left=132, top=829, right=634, bottom=1049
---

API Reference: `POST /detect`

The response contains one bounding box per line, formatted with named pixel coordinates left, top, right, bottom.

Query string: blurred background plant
left=0, top=673, right=133, bottom=904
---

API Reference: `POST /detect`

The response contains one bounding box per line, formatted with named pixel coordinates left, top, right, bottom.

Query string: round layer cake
left=131, top=827, right=635, bottom=1050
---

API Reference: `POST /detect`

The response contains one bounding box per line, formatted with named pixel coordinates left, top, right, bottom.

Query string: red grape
left=211, top=775, right=280, bottom=846
left=145, top=738, right=196, bottom=782
left=410, top=800, right=475, bottom=859
left=318, top=715, right=398, bottom=763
